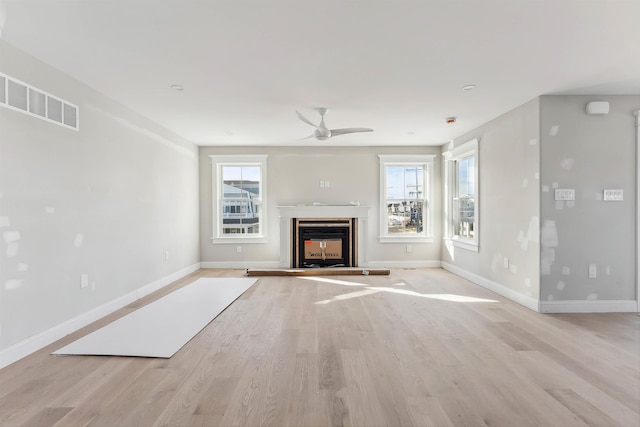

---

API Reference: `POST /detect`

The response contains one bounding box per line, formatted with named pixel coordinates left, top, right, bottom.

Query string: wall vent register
left=0, top=72, right=79, bottom=130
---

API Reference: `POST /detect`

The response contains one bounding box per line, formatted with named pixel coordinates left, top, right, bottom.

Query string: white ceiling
left=1, top=0, right=639, bottom=146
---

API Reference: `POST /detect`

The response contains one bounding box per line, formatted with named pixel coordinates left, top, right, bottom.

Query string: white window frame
left=210, top=154, right=268, bottom=244
left=443, top=138, right=479, bottom=252
left=378, top=154, right=435, bottom=243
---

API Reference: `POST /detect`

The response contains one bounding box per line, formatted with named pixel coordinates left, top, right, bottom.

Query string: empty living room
left=1, top=1, right=639, bottom=426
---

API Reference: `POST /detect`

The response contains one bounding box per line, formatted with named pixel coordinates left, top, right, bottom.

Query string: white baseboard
left=441, top=262, right=540, bottom=312
left=540, top=300, right=637, bottom=313
left=0, top=262, right=201, bottom=370
left=366, top=260, right=442, bottom=269
left=200, top=261, right=282, bottom=269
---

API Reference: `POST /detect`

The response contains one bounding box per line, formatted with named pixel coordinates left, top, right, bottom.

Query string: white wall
left=0, top=41, right=200, bottom=363
left=440, top=98, right=541, bottom=310
left=199, top=146, right=442, bottom=267
left=539, top=95, right=639, bottom=312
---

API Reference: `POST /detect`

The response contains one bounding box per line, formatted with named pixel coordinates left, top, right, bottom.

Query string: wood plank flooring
left=0, top=268, right=638, bottom=426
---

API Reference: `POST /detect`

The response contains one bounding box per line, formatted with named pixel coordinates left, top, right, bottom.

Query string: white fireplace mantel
left=278, top=204, right=370, bottom=267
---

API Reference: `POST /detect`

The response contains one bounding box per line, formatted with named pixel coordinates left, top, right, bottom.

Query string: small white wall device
left=586, top=101, right=610, bottom=115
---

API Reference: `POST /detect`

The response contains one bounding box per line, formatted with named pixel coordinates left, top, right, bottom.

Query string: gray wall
left=441, top=98, right=541, bottom=306
left=199, top=146, right=442, bottom=266
left=0, top=41, right=200, bottom=352
left=539, top=95, right=639, bottom=303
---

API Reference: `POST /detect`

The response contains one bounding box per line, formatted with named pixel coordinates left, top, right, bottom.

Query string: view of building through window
left=221, top=166, right=261, bottom=235
left=455, top=156, right=475, bottom=238
left=385, top=166, right=424, bottom=234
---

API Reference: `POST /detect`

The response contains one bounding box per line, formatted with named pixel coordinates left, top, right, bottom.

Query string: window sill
left=379, top=236, right=434, bottom=244
left=211, top=236, right=267, bottom=244
left=446, top=237, right=479, bottom=252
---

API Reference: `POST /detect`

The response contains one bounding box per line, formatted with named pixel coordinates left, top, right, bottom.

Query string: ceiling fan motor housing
left=315, top=128, right=331, bottom=140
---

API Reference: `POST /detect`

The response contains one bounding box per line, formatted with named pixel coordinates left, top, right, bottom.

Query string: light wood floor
left=1, top=268, right=638, bottom=427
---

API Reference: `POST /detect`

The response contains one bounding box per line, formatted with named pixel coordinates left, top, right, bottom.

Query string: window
left=378, top=154, right=435, bottom=242
left=444, top=139, right=479, bottom=251
left=210, top=155, right=267, bottom=243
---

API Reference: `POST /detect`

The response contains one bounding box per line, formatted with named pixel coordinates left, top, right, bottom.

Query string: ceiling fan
left=296, top=108, right=373, bottom=141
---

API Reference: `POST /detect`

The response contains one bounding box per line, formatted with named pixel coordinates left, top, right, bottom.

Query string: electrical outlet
left=588, top=263, right=597, bottom=279
left=80, top=274, right=89, bottom=288
left=406, top=245, right=412, bottom=253
left=503, top=257, right=509, bottom=269
left=236, top=245, right=242, bottom=253
left=320, top=180, right=325, bottom=188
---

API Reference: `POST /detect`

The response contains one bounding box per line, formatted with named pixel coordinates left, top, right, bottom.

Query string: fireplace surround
left=278, top=205, right=370, bottom=268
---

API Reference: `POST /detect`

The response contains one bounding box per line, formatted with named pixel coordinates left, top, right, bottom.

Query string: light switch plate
left=603, top=189, right=623, bottom=201
left=554, top=189, right=575, bottom=201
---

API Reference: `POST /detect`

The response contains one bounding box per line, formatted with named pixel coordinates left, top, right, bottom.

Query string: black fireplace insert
left=293, top=219, right=356, bottom=268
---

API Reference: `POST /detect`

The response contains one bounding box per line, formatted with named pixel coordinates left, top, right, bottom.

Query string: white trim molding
left=540, top=300, right=637, bottom=313
left=0, top=263, right=201, bottom=370
left=367, top=260, right=441, bottom=269
left=634, top=109, right=639, bottom=312
left=200, top=261, right=281, bottom=269
left=441, top=262, right=540, bottom=312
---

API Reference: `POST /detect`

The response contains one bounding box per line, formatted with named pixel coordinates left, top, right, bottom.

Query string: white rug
left=52, top=277, right=257, bottom=358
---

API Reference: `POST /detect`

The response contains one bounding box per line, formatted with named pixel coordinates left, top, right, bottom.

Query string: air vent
left=0, top=72, right=79, bottom=131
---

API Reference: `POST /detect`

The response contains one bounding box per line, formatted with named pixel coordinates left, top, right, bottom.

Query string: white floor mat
left=52, top=277, right=257, bottom=358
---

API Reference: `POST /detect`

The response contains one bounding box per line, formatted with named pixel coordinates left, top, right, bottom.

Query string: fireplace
left=293, top=218, right=356, bottom=268
left=278, top=205, right=370, bottom=268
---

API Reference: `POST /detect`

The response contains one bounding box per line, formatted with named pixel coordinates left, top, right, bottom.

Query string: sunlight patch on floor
left=313, top=285, right=499, bottom=305
left=298, top=276, right=368, bottom=287
left=371, top=287, right=498, bottom=303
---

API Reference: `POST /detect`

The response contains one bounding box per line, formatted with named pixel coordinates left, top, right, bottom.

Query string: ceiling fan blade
left=298, top=133, right=317, bottom=141
left=329, top=128, right=374, bottom=137
left=296, top=111, right=318, bottom=128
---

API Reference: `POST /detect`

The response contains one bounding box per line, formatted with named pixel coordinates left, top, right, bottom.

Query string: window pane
left=456, top=156, right=475, bottom=238
left=221, top=165, right=261, bottom=235
left=387, top=199, right=424, bottom=234
left=457, top=156, right=475, bottom=198
left=405, top=166, right=423, bottom=199
left=385, top=165, right=425, bottom=235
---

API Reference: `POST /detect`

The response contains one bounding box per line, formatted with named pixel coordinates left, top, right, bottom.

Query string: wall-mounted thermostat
left=603, top=189, right=623, bottom=201
left=554, top=189, right=575, bottom=201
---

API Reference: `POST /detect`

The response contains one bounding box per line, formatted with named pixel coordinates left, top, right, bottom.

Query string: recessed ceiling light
left=408, top=131, right=415, bottom=135
left=171, top=84, right=184, bottom=91
left=225, top=131, right=234, bottom=136
left=463, top=84, right=476, bottom=91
